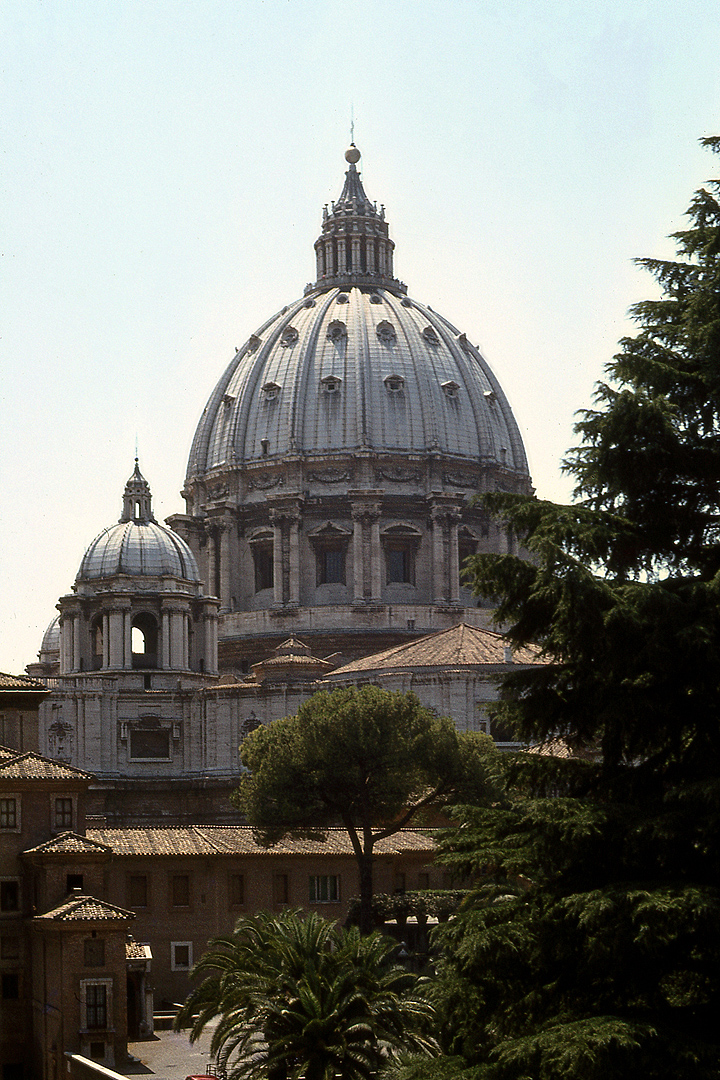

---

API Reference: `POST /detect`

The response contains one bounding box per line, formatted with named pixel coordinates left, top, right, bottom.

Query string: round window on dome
left=384, top=374, right=405, bottom=393
left=376, top=321, right=396, bottom=344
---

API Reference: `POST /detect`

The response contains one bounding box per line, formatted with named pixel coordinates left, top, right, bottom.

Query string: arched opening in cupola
left=131, top=613, right=158, bottom=669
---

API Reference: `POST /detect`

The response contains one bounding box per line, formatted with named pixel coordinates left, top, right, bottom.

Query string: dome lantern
left=312, top=145, right=405, bottom=294
left=121, top=459, right=156, bottom=524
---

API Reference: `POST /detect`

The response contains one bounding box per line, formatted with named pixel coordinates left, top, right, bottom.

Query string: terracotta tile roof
left=126, top=940, right=152, bottom=961
left=87, top=826, right=436, bottom=858
left=526, top=737, right=599, bottom=761
left=324, top=622, right=546, bottom=677
left=36, top=895, right=135, bottom=922
left=0, top=752, right=94, bottom=781
left=23, top=831, right=112, bottom=856
left=0, top=745, right=18, bottom=763
left=0, top=672, right=48, bottom=691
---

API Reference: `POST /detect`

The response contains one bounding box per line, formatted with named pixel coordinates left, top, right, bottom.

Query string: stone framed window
left=128, top=875, right=148, bottom=909
left=273, top=873, right=289, bottom=906
left=309, top=523, right=350, bottom=586
left=129, top=719, right=171, bottom=761
left=81, top=978, right=112, bottom=1031
left=171, top=942, right=193, bottom=971
left=382, top=525, right=421, bottom=586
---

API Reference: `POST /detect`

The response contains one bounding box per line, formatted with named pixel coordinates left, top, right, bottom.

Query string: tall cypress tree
left=396, top=139, right=720, bottom=1079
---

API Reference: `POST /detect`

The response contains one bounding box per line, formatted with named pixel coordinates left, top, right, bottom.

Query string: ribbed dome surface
left=188, top=286, right=528, bottom=478
left=78, top=522, right=200, bottom=582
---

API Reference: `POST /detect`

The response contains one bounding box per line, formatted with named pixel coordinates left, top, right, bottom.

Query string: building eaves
left=36, top=895, right=136, bottom=922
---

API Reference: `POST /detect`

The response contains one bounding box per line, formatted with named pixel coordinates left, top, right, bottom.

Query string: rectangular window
left=84, top=939, right=105, bottom=967
left=273, top=873, right=289, bottom=906
left=309, top=875, right=340, bottom=903
left=253, top=545, right=274, bottom=592
left=418, top=872, right=430, bottom=889
left=386, top=546, right=414, bottom=584
left=229, top=873, right=245, bottom=907
left=0, top=882, right=19, bottom=913
left=318, top=547, right=346, bottom=585
left=1, top=973, right=19, bottom=999
left=67, top=874, right=83, bottom=894
left=1, top=936, right=20, bottom=960
left=55, top=798, right=73, bottom=829
left=172, top=875, right=190, bottom=907
left=394, top=872, right=406, bottom=894
left=129, top=728, right=171, bottom=760
left=85, top=984, right=107, bottom=1029
left=128, top=875, right=148, bottom=908
left=0, top=800, right=17, bottom=830
left=171, top=942, right=192, bottom=971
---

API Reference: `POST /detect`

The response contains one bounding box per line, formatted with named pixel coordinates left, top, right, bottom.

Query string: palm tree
left=176, top=910, right=437, bottom=1080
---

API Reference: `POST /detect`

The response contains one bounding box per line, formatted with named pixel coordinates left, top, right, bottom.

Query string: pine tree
left=393, top=139, right=720, bottom=1079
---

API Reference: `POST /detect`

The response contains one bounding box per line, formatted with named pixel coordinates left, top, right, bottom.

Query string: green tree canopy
left=393, top=139, right=720, bottom=1079
left=234, top=685, right=497, bottom=933
left=176, top=909, right=438, bottom=1080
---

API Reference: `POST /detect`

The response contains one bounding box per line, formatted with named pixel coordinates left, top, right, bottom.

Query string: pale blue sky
left=2, top=0, right=719, bottom=672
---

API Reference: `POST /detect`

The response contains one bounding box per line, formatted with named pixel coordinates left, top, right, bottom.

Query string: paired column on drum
left=267, top=494, right=304, bottom=608
left=428, top=494, right=463, bottom=605
left=350, top=491, right=384, bottom=603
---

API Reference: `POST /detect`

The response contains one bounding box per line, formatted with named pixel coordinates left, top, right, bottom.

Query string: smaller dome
left=39, top=616, right=61, bottom=662
left=78, top=521, right=200, bottom=582
left=77, top=462, right=200, bottom=583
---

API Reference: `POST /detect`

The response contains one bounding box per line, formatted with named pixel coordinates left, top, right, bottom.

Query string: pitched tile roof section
left=87, top=826, right=436, bottom=858
left=36, top=895, right=136, bottom=922
left=0, top=753, right=94, bottom=781
left=0, top=745, right=18, bottom=763
left=0, top=672, right=48, bottom=691
left=23, top=831, right=113, bottom=857
left=126, top=941, right=152, bottom=961
left=324, top=621, right=545, bottom=677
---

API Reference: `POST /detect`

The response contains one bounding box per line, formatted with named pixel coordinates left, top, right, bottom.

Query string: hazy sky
left=2, top=0, right=719, bottom=674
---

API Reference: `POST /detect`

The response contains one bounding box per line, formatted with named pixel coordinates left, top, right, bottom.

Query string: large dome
left=171, top=146, right=533, bottom=671
left=78, top=462, right=199, bottom=583
left=187, top=285, right=527, bottom=477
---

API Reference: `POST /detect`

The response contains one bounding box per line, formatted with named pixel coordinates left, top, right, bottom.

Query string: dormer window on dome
left=262, top=382, right=281, bottom=401
left=423, top=326, right=440, bottom=344
left=280, top=326, right=299, bottom=348
left=376, top=321, right=396, bottom=344
left=320, top=375, right=342, bottom=395
left=326, top=320, right=347, bottom=342
left=384, top=374, right=405, bottom=393
left=442, top=380, right=460, bottom=399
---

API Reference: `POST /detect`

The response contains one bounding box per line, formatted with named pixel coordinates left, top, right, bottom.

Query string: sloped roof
left=23, top=831, right=112, bottom=857
left=126, top=940, right=152, bottom=961
left=87, top=826, right=435, bottom=858
left=0, top=672, right=48, bottom=691
left=0, top=752, right=94, bottom=781
left=325, top=621, right=545, bottom=677
left=36, top=895, right=135, bottom=922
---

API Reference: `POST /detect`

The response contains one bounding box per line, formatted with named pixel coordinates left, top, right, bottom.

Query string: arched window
left=131, top=613, right=158, bottom=669
left=91, top=616, right=104, bottom=670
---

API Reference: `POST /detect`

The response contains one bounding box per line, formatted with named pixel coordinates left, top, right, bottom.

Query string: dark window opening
left=1, top=936, right=20, bottom=960
left=128, top=876, right=148, bottom=908
left=317, top=546, right=346, bottom=585
left=86, top=984, right=107, bottom=1029
left=273, top=873, right=289, bottom=906
left=1, top=974, right=19, bottom=999
left=386, top=545, right=414, bottom=584
left=130, top=728, right=170, bottom=760
left=56, top=798, right=73, bottom=829
left=172, top=875, right=190, bottom=907
left=0, top=882, right=19, bottom=912
left=229, top=873, right=245, bottom=907
left=89, top=1044, right=105, bottom=1061
left=144, top=673, right=152, bottom=690
left=0, top=799, right=16, bottom=829
left=67, top=874, right=83, bottom=893
left=253, top=543, right=274, bottom=592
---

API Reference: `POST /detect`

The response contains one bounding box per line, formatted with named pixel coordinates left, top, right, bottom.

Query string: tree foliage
left=175, top=909, right=437, bottom=1080
left=234, top=685, right=497, bottom=933
left=394, top=139, right=720, bottom=1078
